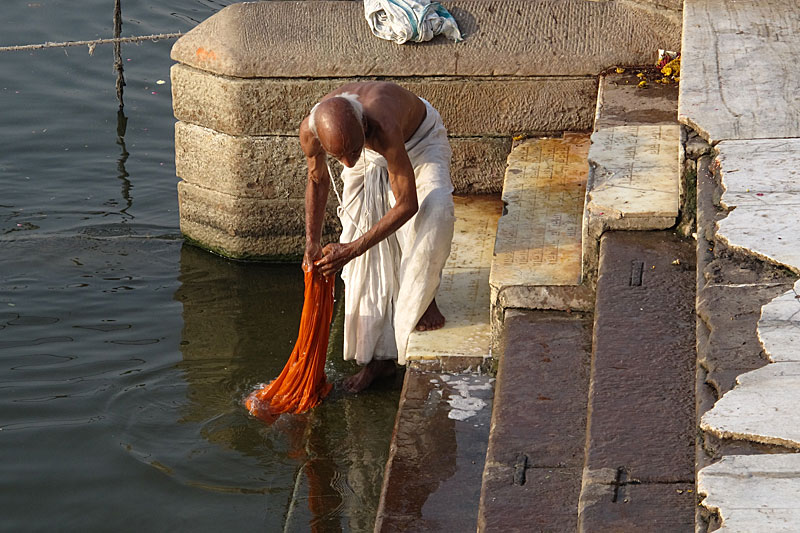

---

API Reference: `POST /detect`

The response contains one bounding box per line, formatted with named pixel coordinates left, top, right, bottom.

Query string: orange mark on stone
left=195, top=47, right=217, bottom=62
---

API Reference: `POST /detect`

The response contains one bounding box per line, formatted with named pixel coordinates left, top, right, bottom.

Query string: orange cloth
left=245, top=268, right=334, bottom=421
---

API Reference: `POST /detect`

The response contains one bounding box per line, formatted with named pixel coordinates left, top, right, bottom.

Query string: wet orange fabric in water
left=245, top=268, right=334, bottom=421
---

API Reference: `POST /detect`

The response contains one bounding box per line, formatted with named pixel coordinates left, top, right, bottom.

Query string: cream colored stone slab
left=490, top=135, right=590, bottom=297
left=700, top=363, right=800, bottom=449
left=699, top=454, right=800, bottom=533
left=406, top=195, right=502, bottom=362
left=758, top=280, right=800, bottom=363
left=172, top=63, right=596, bottom=137
left=716, top=206, right=800, bottom=276
left=171, top=1, right=680, bottom=78
left=716, top=139, right=800, bottom=195
left=587, top=125, right=680, bottom=219
left=680, top=0, right=800, bottom=142
left=714, top=140, right=800, bottom=274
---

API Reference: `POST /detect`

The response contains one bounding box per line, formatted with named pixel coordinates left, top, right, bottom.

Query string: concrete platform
left=489, top=134, right=594, bottom=330
left=406, top=195, right=502, bottom=371
left=579, top=231, right=696, bottom=532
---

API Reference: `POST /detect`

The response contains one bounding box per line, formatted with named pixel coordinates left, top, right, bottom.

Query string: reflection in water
left=113, top=0, right=133, bottom=219
left=115, top=109, right=133, bottom=218
left=174, top=244, right=401, bottom=531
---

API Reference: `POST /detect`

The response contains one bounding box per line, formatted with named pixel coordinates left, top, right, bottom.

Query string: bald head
left=308, top=94, right=365, bottom=165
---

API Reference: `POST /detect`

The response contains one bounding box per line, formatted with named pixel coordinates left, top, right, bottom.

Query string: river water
left=0, top=2, right=400, bottom=530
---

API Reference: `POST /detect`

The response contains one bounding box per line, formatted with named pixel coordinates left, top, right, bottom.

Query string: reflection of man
left=300, top=82, right=455, bottom=393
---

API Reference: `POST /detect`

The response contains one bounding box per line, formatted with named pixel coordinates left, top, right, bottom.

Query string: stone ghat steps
left=489, top=71, right=681, bottom=344
left=478, top=71, right=686, bottom=531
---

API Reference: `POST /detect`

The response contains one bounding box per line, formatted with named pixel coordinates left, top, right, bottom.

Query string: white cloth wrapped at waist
left=364, top=0, right=463, bottom=44
left=338, top=98, right=455, bottom=365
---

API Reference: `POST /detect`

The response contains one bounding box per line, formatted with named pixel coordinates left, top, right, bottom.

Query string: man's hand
left=303, top=242, right=323, bottom=272
left=315, top=242, right=357, bottom=277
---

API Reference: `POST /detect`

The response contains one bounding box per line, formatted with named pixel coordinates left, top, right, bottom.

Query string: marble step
left=488, top=134, right=594, bottom=347
left=405, top=194, right=503, bottom=371
left=582, top=71, right=681, bottom=282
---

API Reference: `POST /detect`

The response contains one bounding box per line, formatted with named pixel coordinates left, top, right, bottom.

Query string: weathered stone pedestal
left=170, top=0, right=679, bottom=259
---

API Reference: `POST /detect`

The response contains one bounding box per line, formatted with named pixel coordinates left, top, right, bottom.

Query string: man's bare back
left=317, top=81, right=427, bottom=150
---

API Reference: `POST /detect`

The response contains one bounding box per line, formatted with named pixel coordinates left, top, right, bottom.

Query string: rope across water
left=0, top=33, right=184, bottom=53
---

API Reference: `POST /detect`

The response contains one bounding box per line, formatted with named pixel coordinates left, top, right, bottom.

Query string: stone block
left=680, top=0, right=800, bottom=142
left=587, top=231, right=696, bottom=483
left=172, top=64, right=597, bottom=137
left=484, top=311, right=591, bottom=470
left=699, top=454, right=800, bottom=532
left=479, top=466, right=582, bottom=533
left=578, top=479, right=695, bottom=533
left=489, top=135, right=591, bottom=318
left=175, top=120, right=510, bottom=196
left=177, top=181, right=340, bottom=259
left=171, top=1, right=680, bottom=78
left=175, top=121, right=309, bottom=199
left=701, top=362, right=800, bottom=449
left=479, top=310, right=590, bottom=530
left=449, top=137, right=511, bottom=194
left=582, top=125, right=680, bottom=281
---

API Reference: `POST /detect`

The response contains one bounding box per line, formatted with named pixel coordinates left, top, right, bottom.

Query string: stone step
left=582, top=71, right=681, bottom=282
left=375, top=370, right=493, bottom=532
left=489, top=134, right=594, bottom=347
left=578, top=231, right=696, bottom=532
left=405, top=195, right=503, bottom=371
left=478, top=310, right=592, bottom=532
left=375, top=195, right=500, bottom=530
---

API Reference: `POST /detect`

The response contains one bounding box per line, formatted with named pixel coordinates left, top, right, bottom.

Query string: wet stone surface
left=376, top=369, right=493, bottom=532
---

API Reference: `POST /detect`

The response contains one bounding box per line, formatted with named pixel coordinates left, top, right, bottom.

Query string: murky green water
left=1, top=2, right=400, bottom=530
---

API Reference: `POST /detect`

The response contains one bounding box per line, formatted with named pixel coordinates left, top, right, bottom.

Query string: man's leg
left=393, top=184, right=455, bottom=362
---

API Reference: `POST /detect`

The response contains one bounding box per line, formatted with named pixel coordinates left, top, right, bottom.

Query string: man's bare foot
left=343, top=359, right=396, bottom=394
left=415, top=299, right=445, bottom=331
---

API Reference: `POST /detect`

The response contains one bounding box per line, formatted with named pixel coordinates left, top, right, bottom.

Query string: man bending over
left=300, top=81, right=455, bottom=393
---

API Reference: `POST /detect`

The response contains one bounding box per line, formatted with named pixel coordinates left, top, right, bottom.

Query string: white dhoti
left=338, top=99, right=455, bottom=366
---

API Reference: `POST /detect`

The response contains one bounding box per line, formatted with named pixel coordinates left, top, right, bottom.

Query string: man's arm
left=315, top=124, right=418, bottom=276
left=300, top=119, right=330, bottom=270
